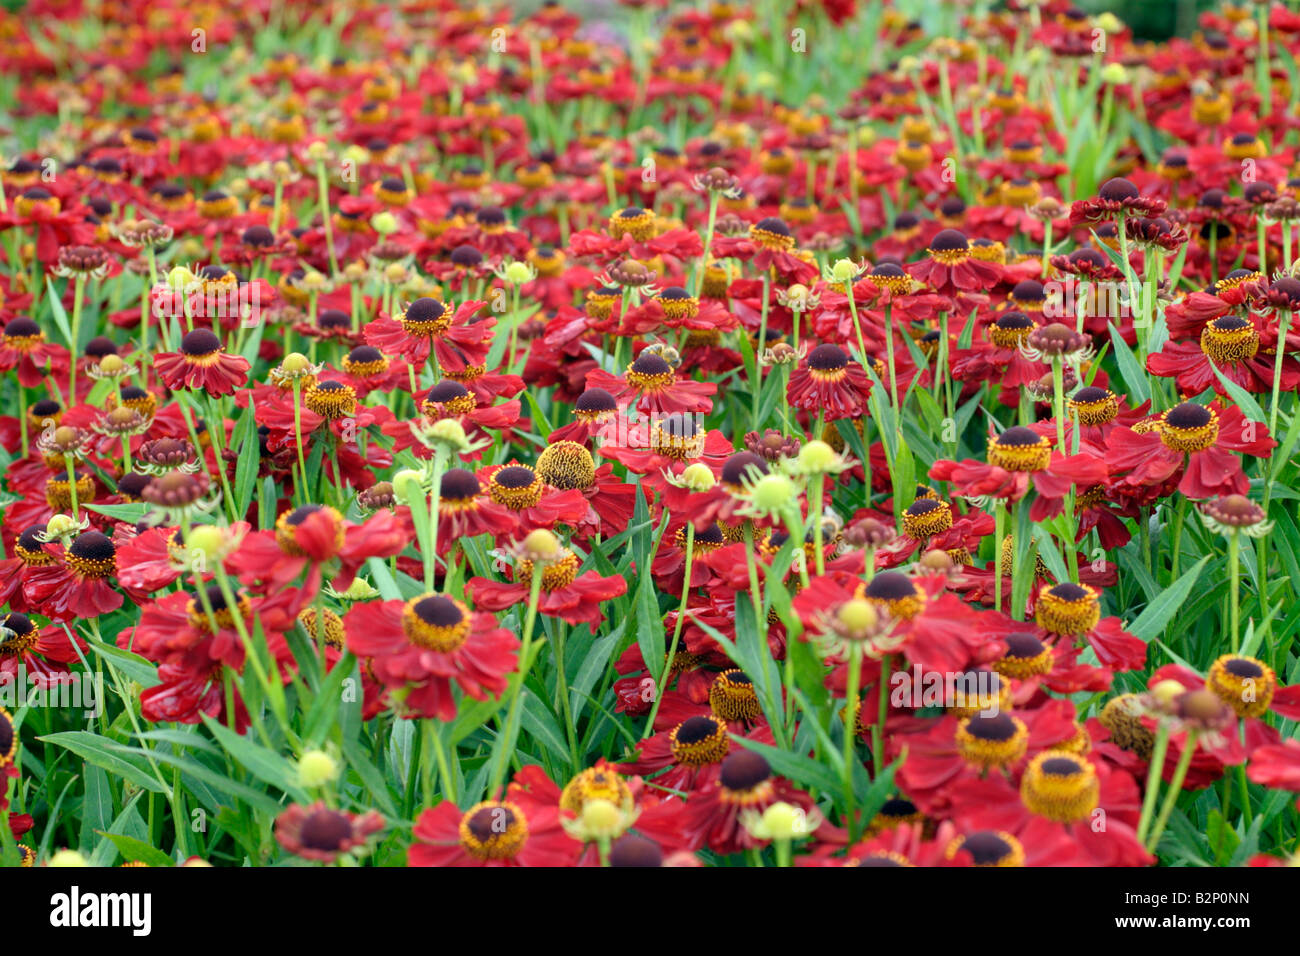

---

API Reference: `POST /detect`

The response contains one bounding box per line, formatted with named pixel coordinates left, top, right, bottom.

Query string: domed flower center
left=399, top=298, right=450, bottom=337
left=0, top=613, right=40, bottom=657
left=535, top=441, right=597, bottom=490
left=422, top=380, right=475, bottom=417
left=1034, top=582, right=1101, bottom=636
left=1200, top=316, right=1259, bottom=363
left=956, top=712, right=1028, bottom=769
left=902, top=497, right=952, bottom=539
left=66, top=531, right=117, bottom=579
left=863, top=571, right=925, bottom=620
left=439, top=468, right=482, bottom=507
left=947, top=830, right=1025, bottom=867
left=708, top=669, right=762, bottom=723
left=994, top=632, right=1054, bottom=679
left=1159, top=403, right=1219, bottom=453
left=304, top=380, right=357, bottom=421
left=988, top=311, right=1036, bottom=349
left=458, top=801, right=529, bottom=861
left=574, top=388, right=618, bottom=422
left=669, top=716, right=730, bottom=766
left=1069, top=386, right=1119, bottom=426
left=487, top=465, right=544, bottom=510
left=515, top=549, right=581, bottom=591
left=987, top=426, right=1051, bottom=472
left=626, top=352, right=675, bottom=391
left=1207, top=653, right=1276, bottom=718
left=402, top=594, right=471, bottom=652
left=750, top=217, right=794, bottom=251
left=1020, top=750, right=1099, bottom=823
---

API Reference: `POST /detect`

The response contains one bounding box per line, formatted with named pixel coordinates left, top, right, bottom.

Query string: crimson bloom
left=469, top=546, right=627, bottom=627
left=154, top=329, right=250, bottom=395
left=363, top=296, right=492, bottom=372
left=343, top=594, right=519, bottom=721
left=1106, top=401, right=1274, bottom=500
left=409, top=764, right=582, bottom=867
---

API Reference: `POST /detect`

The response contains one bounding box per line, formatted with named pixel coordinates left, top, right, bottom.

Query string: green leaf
left=1127, top=555, right=1210, bottom=642
left=231, top=399, right=260, bottom=518
left=1108, top=322, right=1151, bottom=404
left=201, top=715, right=308, bottom=801
left=731, top=735, right=843, bottom=795
left=1207, top=361, right=1267, bottom=425
left=39, top=732, right=168, bottom=794
left=98, top=832, right=175, bottom=867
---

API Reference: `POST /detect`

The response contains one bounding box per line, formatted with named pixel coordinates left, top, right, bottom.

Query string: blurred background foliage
left=0, top=1, right=1242, bottom=42
left=1078, top=0, right=1231, bottom=39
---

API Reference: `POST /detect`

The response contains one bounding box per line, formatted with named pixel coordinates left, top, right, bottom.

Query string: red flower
left=22, top=531, right=126, bottom=622
left=1106, top=402, right=1274, bottom=500
left=468, top=547, right=627, bottom=627
left=585, top=351, right=716, bottom=416
left=226, top=505, right=408, bottom=595
left=363, top=297, right=492, bottom=372
left=275, top=803, right=385, bottom=862
left=1146, top=315, right=1300, bottom=396
left=0, top=318, right=70, bottom=388
left=930, top=426, right=1108, bottom=520
left=0, top=611, right=84, bottom=686
left=343, top=594, right=518, bottom=721
left=409, top=765, right=581, bottom=867
left=907, top=229, right=1003, bottom=297
left=154, top=328, right=250, bottom=396
left=786, top=343, right=873, bottom=420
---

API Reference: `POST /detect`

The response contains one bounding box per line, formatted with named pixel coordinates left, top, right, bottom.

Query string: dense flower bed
left=1, top=0, right=1299, bottom=868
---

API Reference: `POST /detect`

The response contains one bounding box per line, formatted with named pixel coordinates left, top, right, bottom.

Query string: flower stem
left=1145, top=730, right=1199, bottom=853
left=1136, top=722, right=1171, bottom=843
left=489, top=564, right=544, bottom=797
left=643, top=522, right=694, bottom=737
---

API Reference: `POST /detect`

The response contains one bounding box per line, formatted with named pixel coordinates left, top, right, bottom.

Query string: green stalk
left=1136, top=722, right=1171, bottom=843
left=643, top=522, right=694, bottom=737
left=1228, top=527, right=1241, bottom=653
left=1145, top=730, right=1199, bottom=853
left=842, top=641, right=863, bottom=838
left=489, top=564, right=545, bottom=796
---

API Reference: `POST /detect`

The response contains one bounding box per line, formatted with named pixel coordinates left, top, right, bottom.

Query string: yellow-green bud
left=427, top=418, right=468, bottom=448
left=1100, top=63, right=1129, bottom=86
left=167, top=265, right=195, bottom=290
left=48, top=849, right=89, bottom=867
left=797, top=440, right=838, bottom=474
left=679, top=462, right=717, bottom=492
left=342, top=145, right=369, bottom=168
left=297, top=750, right=339, bottom=788
left=829, top=258, right=861, bottom=284
left=759, top=801, right=806, bottom=840
left=338, top=577, right=380, bottom=601
left=503, top=261, right=535, bottom=286
left=580, top=798, right=624, bottom=838
left=1150, top=680, right=1185, bottom=708
left=281, top=351, right=312, bottom=373
left=1095, top=12, right=1122, bottom=34
left=45, top=514, right=81, bottom=540
left=522, top=528, right=561, bottom=560
left=371, top=211, right=400, bottom=235
left=837, top=599, right=878, bottom=634
left=752, top=474, right=797, bottom=513
left=185, top=525, right=226, bottom=563
left=392, top=469, right=426, bottom=505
